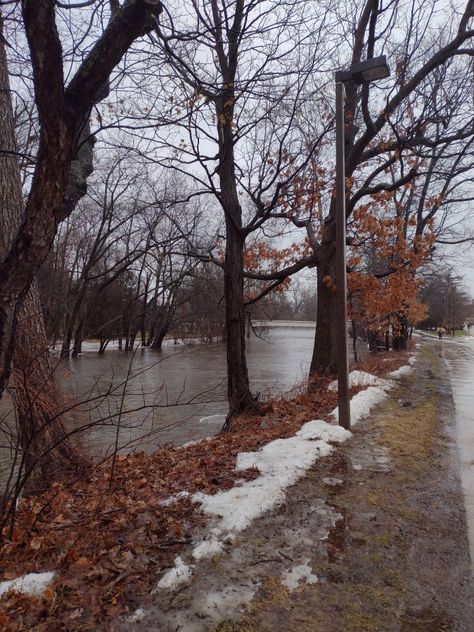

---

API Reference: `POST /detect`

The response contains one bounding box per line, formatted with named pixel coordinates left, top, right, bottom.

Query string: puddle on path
left=443, top=336, right=474, bottom=575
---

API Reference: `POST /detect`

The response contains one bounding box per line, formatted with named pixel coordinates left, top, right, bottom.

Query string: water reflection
left=61, top=324, right=319, bottom=455
left=443, top=334, right=474, bottom=574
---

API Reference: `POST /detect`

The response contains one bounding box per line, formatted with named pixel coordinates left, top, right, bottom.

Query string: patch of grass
left=368, top=532, right=392, bottom=547
left=376, top=396, right=440, bottom=470
left=252, top=576, right=290, bottom=608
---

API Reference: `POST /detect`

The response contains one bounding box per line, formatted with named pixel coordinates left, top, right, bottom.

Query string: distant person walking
left=437, top=326, right=445, bottom=340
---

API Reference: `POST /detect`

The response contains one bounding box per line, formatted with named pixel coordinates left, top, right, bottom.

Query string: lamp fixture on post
left=334, top=55, right=390, bottom=430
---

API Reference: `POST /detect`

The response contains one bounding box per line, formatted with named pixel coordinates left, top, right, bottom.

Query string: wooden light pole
left=334, top=55, right=390, bottom=430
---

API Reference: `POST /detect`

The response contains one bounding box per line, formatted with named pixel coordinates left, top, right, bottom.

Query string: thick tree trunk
left=0, top=27, right=84, bottom=485
left=392, top=315, right=408, bottom=351
left=150, top=307, right=173, bottom=350
left=12, top=285, right=84, bottom=481
left=309, top=242, right=338, bottom=378
left=224, top=217, right=257, bottom=413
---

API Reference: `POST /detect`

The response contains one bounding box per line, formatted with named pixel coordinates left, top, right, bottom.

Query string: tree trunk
left=0, top=26, right=84, bottom=486
left=309, top=243, right=338, bottom=378
left=224, top=217, right=257, bottom=414
left=216, top=93, right=259, bottom=418
left=140, top=276, right=150, bottom=346
left=71, top=314, right=85, bottom=357
left=12, top=285, right=84, bottom=482
left=61, top=283, right=87, bottom=358
left=392, top=315, right=408, bottom=351
left=98, top=338, right=109, bottom=355
left=150, top=307, right=173, bottom=350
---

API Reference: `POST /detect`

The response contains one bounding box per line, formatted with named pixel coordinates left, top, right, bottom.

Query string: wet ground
left=119, top=343, right=474, bottom=631
left=440, top=333, right=474, bottom=576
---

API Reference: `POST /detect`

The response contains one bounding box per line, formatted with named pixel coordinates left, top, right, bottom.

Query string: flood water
left=59, top=322, right=319, bottom=457
left=0, top=322, right=365, bottom=473
left=443, top=333, right=474, bottom=574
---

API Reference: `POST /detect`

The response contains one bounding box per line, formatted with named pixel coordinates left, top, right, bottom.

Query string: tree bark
left=224, top=216, right=257, bottom=413
left=216, top=90, right=259, bottom=416
left=0, top=21, right=84, bottom=484
left=309, top=233, right=338, bottom=378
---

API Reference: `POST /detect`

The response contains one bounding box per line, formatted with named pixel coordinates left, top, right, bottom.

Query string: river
left=0, top=322, right=366, bottom=473
left=60, top=322, right=318, bottom=457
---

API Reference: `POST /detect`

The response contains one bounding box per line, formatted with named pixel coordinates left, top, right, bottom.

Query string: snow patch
left=328, top=370, right=391, bottom=392
left=0, top=571, right=55, bottom=597
left=296, top=419, right=351, bottom=443
left=155, top=556, right=192, bottom=591
left=388, top=365, right=412, bottom=378
left=194, top=437, right=332, bottom=532
left=281, top=560, right=319, bottom=591
left=126, top=607, right=145, bottom=623
left=159, top=491, right=190, bottom=506
left=192, top=536, right=224, bottom=560
left=331, top=386, right=389, bottom=425
left=236, top=437, right=332, bottom=479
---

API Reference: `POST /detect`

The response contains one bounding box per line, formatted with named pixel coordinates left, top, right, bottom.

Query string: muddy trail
left=121, top=345, right=473, bottom=632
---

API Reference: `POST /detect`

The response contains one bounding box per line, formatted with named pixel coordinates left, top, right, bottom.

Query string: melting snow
left=322, top=477, right=344, bottom=486
left=331, top=385, right=390, bottom=425
left=153, top=373, right=400, bottom=596
left=155, top=556, right=192, bottom=590
left=159, top=491, right=191, bottom=506
left=296, top=419, right=352, bottom=443
left=201, top=583, right=259, bottom=619
left=0, top=572, right=55, bottom=597
left=388, top=365, right=412, bottom=378
left=126, top=607, right=145, bottom=623
left=281, top=560, right=319, bottom=591
left=328, top=370, right=391, bottom=392
left=195, top=436, right=334, bottom=532
left=192, top=535, right=224, bottom=560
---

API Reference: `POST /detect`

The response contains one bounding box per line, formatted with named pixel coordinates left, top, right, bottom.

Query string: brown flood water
left=0, top=323, right=365, bottom=483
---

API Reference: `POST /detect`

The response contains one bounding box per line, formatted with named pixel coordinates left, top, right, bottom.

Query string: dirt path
left=121, top=345, right=473, bottom=631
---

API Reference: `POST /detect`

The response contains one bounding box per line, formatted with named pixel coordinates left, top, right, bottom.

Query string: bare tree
left=0, top=0, right=162, bottom=484
left=130, top=0, right=334, bottom=416
left=0, top=15, right=84, bottom=482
